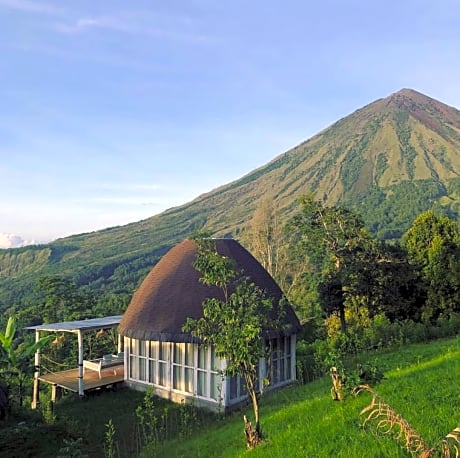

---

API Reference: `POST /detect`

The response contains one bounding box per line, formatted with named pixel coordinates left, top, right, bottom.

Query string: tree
left=354, top=242, right=420, bottom=322
left=289, top=195, right=373, bottom=332
left=182, top=236, right=284, bottom=447
left=242, top=198, right=319, bottom=325
left=244, top=198, right=284, bottom=280
left=0, top=316, right=53, bottom=406
left=402, top=211, right=460, bottom=320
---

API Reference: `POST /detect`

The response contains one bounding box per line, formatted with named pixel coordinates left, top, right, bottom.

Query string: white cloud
left=54, top=15, right=133, bottom=35
left=0, top=0, right=58, bottom=14
left=0, top=233, right=38, bottom=249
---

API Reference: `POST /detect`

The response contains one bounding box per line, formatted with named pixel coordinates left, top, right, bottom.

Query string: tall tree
left=289, top=195, right=374, bottom=332
left=183, top=236, right=283, bottom=447
left=402, top=211, right=460, bottom=320
left=242, top=198, right=314, bottom=323
left=245, top=198, right=283, bottom=280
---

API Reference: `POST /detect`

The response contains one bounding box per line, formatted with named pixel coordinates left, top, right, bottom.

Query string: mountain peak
left=372, top=88, right=460, bottom=129
left=393, top=88, right=423, bottom=97
left=386, top=87, right=435, bottom=106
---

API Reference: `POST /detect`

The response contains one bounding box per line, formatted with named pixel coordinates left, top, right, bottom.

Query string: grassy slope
left=149, top=336, right=460, bottom=458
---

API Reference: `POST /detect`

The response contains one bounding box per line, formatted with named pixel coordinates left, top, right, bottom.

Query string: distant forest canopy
left=2, top=88, right=460, bottom=328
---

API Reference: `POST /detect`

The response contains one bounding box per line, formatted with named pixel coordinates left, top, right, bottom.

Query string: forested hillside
left=1, top=88, right=460, bottom=318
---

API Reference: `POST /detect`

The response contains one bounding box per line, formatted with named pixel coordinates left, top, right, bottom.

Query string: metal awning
left=26, top=315, right=123, bottom=334
left=26, top=315, right=124, bottom=405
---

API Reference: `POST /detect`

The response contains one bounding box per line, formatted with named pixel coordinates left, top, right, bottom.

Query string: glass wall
left=127, top=334, right=295, bottom=406
left=127, top=338, right=221, bottom=403
left=228, top=335, right=295, bottom=403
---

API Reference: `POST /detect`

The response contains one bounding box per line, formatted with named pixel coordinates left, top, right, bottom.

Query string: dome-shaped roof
left=119, top=238, right=300, bottom=342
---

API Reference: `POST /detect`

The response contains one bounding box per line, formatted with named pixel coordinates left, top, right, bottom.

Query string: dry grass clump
left=354, top=385, right=460, bottom=457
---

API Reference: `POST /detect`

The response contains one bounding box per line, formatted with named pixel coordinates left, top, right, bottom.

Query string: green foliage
left=135, top=389, right=205, bottom=455
left=289, top=195, right=382, bottom=332
left=135, top=387, right=158, bottom=446
left=104, top=419, right=117, bottom=458
left=402, top=211, right=460, bottom=320
left=57, top=437, right=88, bottom=458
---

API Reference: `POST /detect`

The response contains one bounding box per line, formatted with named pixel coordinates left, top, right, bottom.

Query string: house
left=118, top=238, right=301, bottom=412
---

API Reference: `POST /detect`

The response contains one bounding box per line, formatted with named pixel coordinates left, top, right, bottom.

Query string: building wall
left=124, top=334, right=296, bottom=412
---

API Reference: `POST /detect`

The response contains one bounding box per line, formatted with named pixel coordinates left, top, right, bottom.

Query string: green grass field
left=2, top=336, right=458, bottom=457
left=149, top=336, right=460, bottom=458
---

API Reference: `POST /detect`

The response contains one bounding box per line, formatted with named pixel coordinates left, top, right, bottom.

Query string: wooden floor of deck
left=38, top=365, right=124, bottom=393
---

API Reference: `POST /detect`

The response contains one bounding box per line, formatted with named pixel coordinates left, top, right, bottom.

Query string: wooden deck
left=38, top=364, right=124, bottom=395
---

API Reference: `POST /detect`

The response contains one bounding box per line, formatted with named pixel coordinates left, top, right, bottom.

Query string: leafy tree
left=183, top=236, right=284, bottom=447
left=0, top=316, right=53, bottom=406
left=289, top=195, right=374, bottom=332
left=355, top=242, right=420, bottom=322
left=402, top=211, right=460, bottom=320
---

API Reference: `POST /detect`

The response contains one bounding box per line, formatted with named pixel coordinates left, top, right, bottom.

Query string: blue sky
left=1, top=0, right=459, bottom=247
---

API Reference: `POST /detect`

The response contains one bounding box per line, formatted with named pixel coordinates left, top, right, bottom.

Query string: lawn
left=149, top=336, right=460, bottom=457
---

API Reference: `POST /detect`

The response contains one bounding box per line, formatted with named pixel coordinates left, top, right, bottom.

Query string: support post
left=51, top=384, right=61, bottom=402
left=31, top=330, right=41, bottom=409
left=117, top=332, right=122, bottom=354
left=77, top=330, right=84, bottom=397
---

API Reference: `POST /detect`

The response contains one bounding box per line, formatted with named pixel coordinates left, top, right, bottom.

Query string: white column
left=77, top=330, right=84, bottom=397
left=31, top=330, right=41, bottom=409
left=123, top=336, right=128, bottom=380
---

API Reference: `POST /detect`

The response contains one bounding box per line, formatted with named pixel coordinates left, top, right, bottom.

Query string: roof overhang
left=25, top=315, right=123, bottom=334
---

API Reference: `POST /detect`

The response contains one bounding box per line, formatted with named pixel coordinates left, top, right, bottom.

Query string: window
left=267, top=336, right=293, bottom=385
left=128, top=338, right=148, bottom=382
left=173, top=343, right=194, bottom=393
left=197, top=345, right=208, bottom=397
left=229, top=374, right=248, bottom=401
left=158, top=342, right=169, bottom=387
left=196, top=345, right=220, bottom=400
left=127, top=338, right=222, bottom=402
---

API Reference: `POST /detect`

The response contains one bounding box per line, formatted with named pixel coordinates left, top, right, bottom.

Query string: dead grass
left=355, top=384, right=460, bottom=457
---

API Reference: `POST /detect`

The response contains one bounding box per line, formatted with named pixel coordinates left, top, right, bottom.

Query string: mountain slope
left=2, top=88, right=460, bottom=311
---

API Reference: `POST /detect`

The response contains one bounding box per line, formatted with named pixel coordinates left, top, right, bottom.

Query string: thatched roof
left=118, top=238, right=301, bottom=342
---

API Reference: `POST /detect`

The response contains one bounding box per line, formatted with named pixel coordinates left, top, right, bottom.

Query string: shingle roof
left=118, top=238, right=300, bottom=342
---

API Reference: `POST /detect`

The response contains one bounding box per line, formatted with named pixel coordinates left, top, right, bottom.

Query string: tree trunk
left=243, top=374, right=262, bottom=448
left=339, top=304, right=347, bottom=333
left=243, top=415, right=262, bottom=449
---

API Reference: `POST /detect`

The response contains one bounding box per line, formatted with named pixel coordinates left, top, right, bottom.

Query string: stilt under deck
left=38, top=365, right=124, bottom=400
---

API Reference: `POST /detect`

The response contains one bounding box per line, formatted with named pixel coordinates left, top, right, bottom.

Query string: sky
left=1, top=0, right=460, bottom=248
